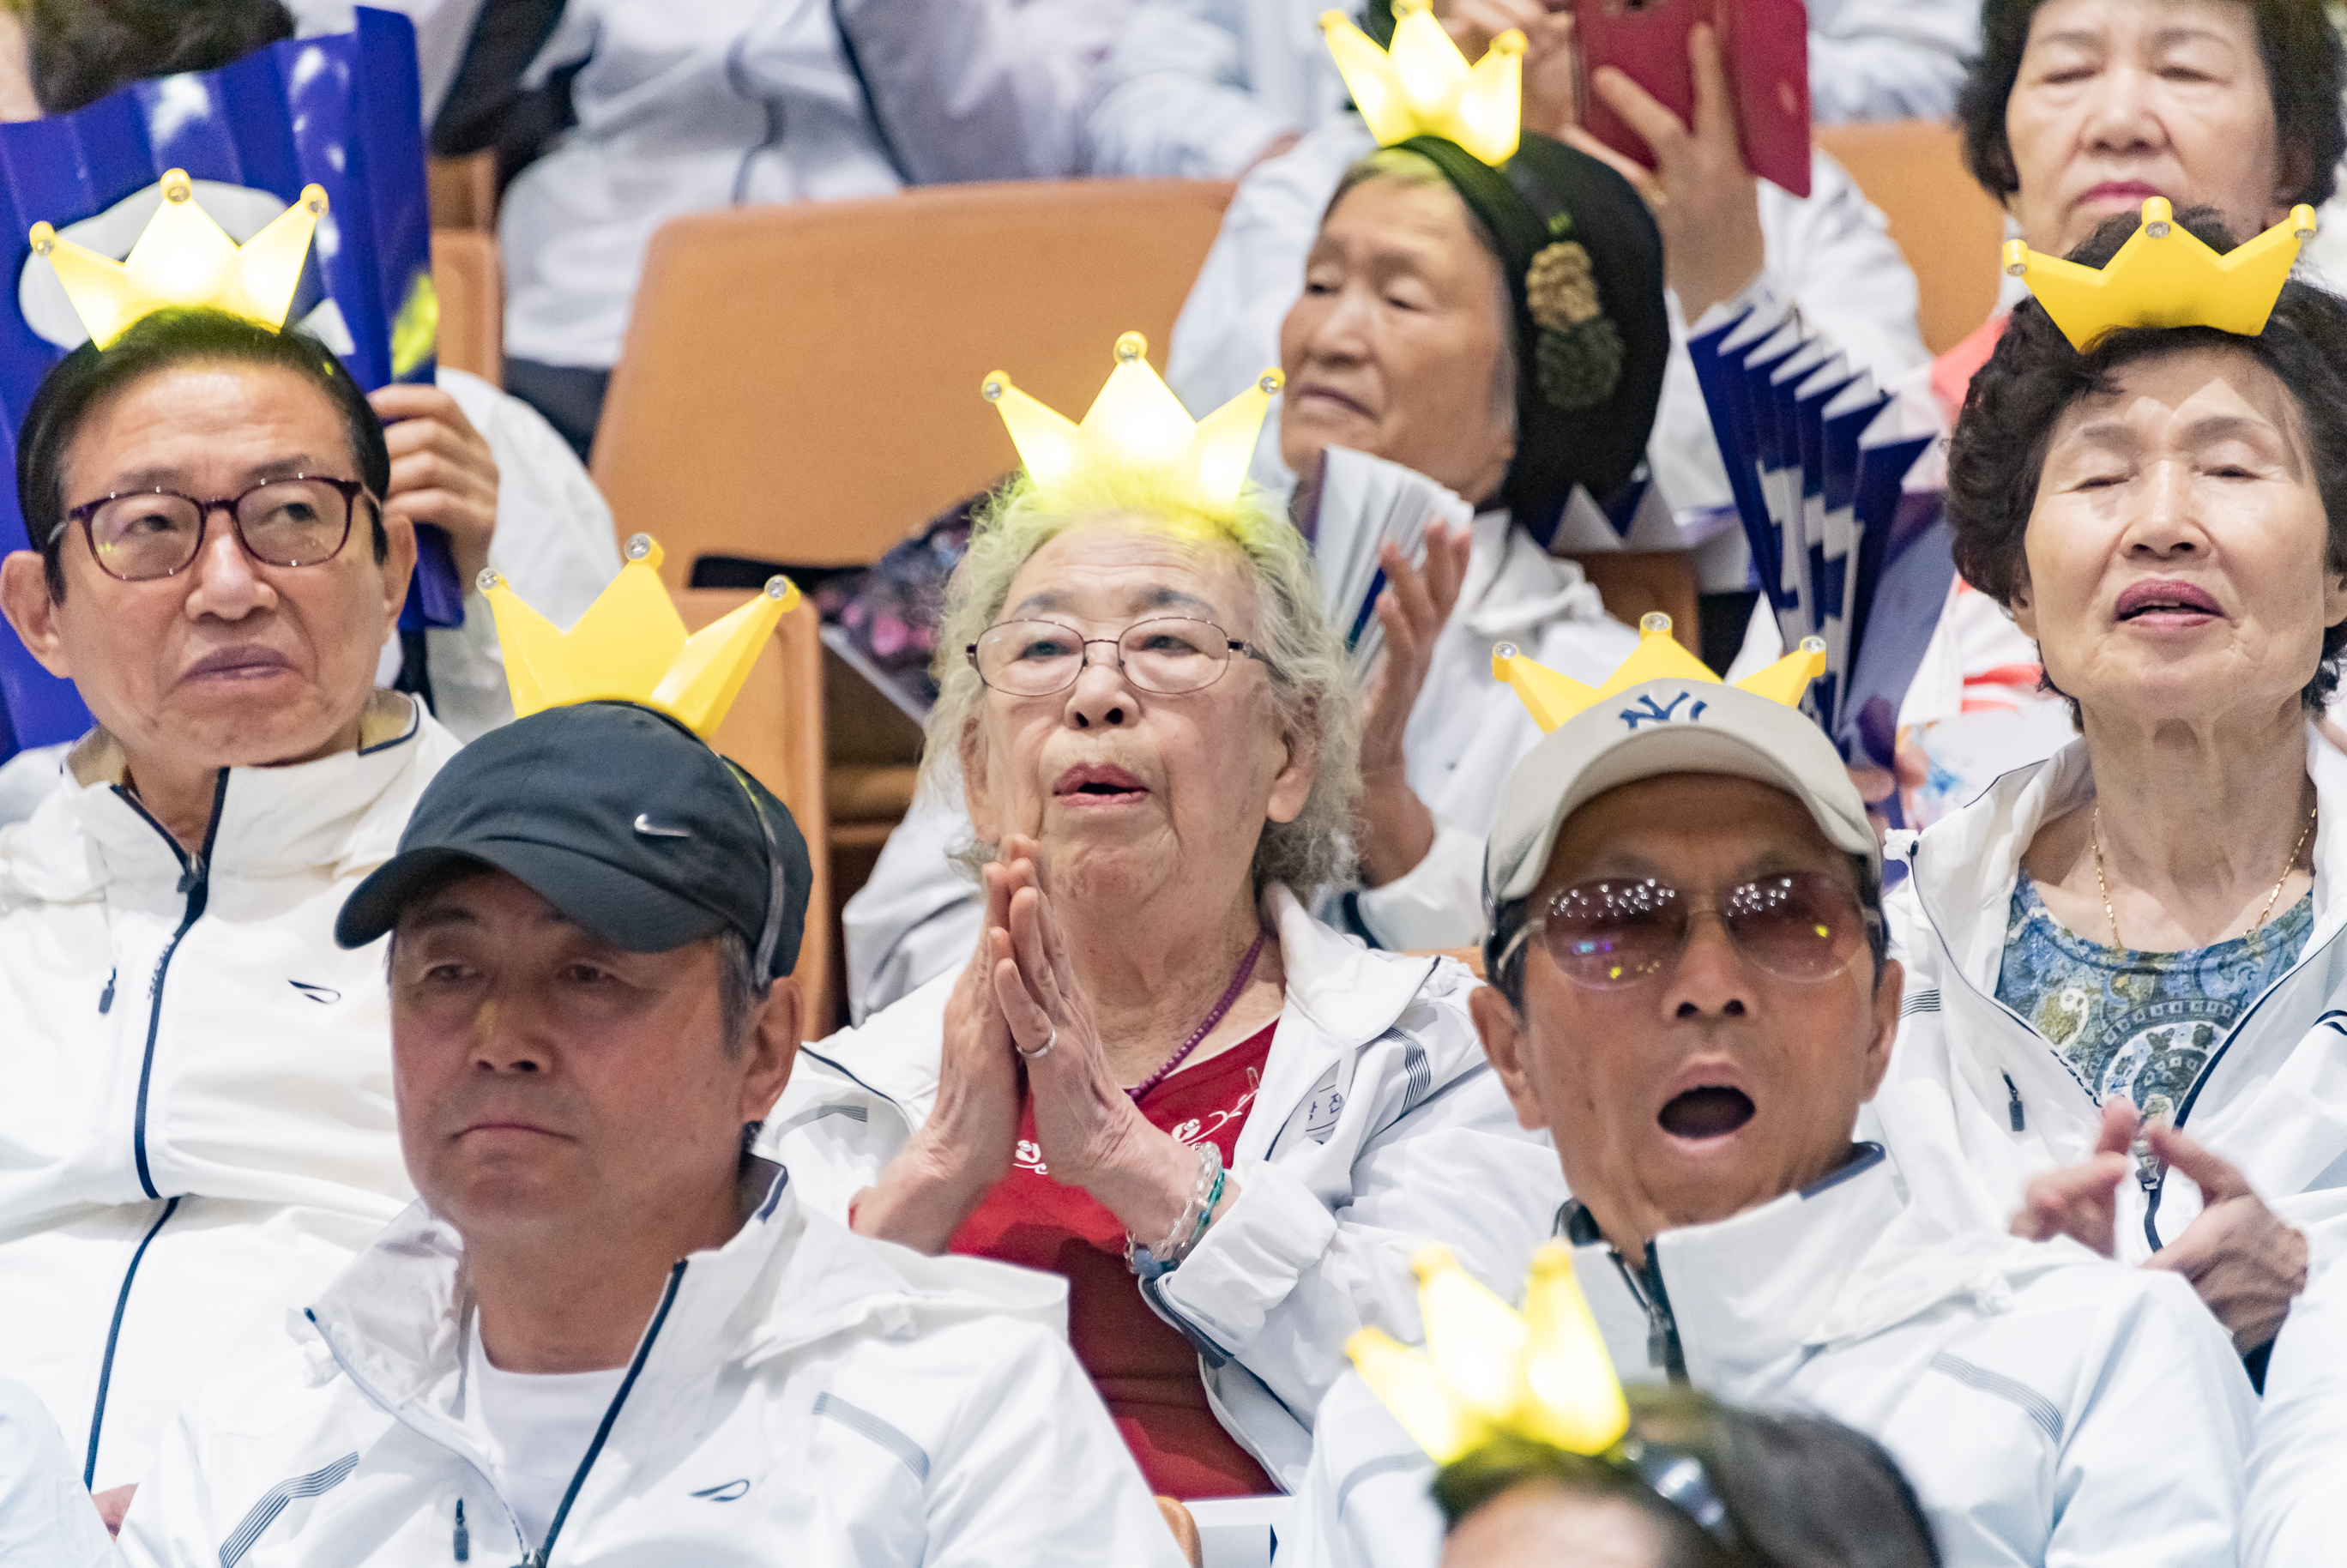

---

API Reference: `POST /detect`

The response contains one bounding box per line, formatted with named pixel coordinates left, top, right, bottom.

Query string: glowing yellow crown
left=481, top=534, right=800, bottom=739
left=1321, top=0, right=1523, bottom=166
left=1493, top=613, right=1826, bottom=733
left=31, top=170, right=328, bottom=349
left=1348, top=1244, right=1629, bottom=1464
left=2003, top=196, right=2319, bottom=352
left=983, top=332, right=1280, bottom=509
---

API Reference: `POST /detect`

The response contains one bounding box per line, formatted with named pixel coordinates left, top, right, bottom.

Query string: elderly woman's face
left=963, top=516, right=1316, bottom=910
left=1278, top=177, right=1516, bottom=506
left=2, top=361, right=413, bottom=772
left=1478, top=775, right=1899, bottom=1251
left=2005, top=0, right=2289, bottom=258
left=2016, top=346, right=2347, bottom=727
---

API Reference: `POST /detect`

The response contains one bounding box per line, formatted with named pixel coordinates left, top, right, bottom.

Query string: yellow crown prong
left=986, top=331, right=1276, bottom=509
left=2293, top=204, right=2319, bottom=241
left=2012, top=196, right=2317, bottom=350
left=1347, top=1328, right=1490, bottom=1466
left=475, top=568, right=500, bottom=594
left=1493, top=642, right=1598, bottom=734
left=649, top=573, right=800, bottom=737
left=1322, top=0, right=1523, bottom=166
left=1639, top=612, right=1673, bottom=636
left=34, top=172, right=328, bottom=347
left=1517, top=1244, right=1632, bottom=1455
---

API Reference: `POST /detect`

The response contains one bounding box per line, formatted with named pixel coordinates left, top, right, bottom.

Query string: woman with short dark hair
left=1880, top=204, right=2347, bottom=1368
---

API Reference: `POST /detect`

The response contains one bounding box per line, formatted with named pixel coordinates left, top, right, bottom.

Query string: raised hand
left=369, top=383, right=500, bottom=588
left=2140, top=1120, right=2308, bottom=1352
left=2009, top=1096, right=2135, bottom=1255
left=1356, top=522, right=1473, bottom=887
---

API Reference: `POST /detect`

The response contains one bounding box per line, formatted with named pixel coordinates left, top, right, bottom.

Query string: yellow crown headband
left=2003, top=196, right=2319, bottom=352
left=1348, top=1244, right=1629, bottom=1463
left=31, top=170, right=328, bottom=349
left=480, top=535, right=800, bottom=739
left=983, top=332, right=1280, bottom=510
left=1321, top=0, right=1523, bottom=166
left=1493, top=613, right=1827, bottom=733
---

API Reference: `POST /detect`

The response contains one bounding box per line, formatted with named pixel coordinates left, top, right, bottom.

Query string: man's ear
left=375, top=501, right=419, bottom=625
left=739, top=974, right=803, bottom=1124
left=0, top=551, right=70, bottom=678
left=1856, top=956, right=1904, bottom=1103
left=1469, top=983, right=1548, bottom=1133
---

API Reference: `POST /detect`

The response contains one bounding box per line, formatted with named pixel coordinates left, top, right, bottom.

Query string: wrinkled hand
left=1563, top=22, right=1765, bottom=321
left=993, top=836, right=1204, bottom=1245
left=1439, top=0, right=1577, bottom=140
left=853, top=862, right=1024, bottom=1251
left=369, top=383, right=499, bottom=588
left=1355, top=525, right=1471, bottom=887
left=2140, top=1121, right=2308, bottom=1352
left=2010, top=1097, right=2134, bottom=1255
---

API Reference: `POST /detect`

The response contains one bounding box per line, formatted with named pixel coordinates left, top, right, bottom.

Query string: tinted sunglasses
left=1523, top=872, right=1873, bottom=991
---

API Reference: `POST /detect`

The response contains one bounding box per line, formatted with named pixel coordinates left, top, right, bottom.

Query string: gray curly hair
left=924, top=462, right=1361, bottom=897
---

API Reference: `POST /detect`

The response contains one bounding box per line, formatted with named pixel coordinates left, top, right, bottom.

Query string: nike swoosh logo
left=691, top=1479, right=750, bottom=1502
left=633, top=814, right=691, bottom=839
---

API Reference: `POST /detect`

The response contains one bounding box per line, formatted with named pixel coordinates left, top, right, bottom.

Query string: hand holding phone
left=1568, top=0, right=1811, bottom=196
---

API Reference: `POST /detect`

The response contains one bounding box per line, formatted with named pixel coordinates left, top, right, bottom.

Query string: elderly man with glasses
left=0, top=306, right=458, bottom=1518
left=1284, top=645, right=2260, bottom=1568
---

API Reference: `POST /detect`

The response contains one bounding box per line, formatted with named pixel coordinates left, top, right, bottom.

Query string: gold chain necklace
left=2091, top=799, right=2317, bottom=952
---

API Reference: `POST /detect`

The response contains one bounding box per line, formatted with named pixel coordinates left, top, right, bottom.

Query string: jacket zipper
left=528, top=1260, right=686, bottom=1566
left=1607, top=1247, right=1687, bottom=1385
left=82, top=1196, right=180, bottom=1487
left=117, top=772, right=228, bottom=1198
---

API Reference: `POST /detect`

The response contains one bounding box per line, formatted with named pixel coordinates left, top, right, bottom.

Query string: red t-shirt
left=948, top=1022, right=1279, bottom=1499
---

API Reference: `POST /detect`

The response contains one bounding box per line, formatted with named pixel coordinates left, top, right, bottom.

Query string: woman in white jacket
left=770, top=462, right=1561, bottom=1494
left=1876, top=210, right=2347, bottom=1370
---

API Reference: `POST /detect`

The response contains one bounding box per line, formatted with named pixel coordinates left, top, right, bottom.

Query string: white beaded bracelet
left=1125, top=1142, right=1224, bottom=1277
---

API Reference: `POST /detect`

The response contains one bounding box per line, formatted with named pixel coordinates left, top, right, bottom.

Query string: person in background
left=844, top=124, right=1668, bottom=1016
left=1879, top=208, right=2347, bottom=1377
left=772, top=460, right=1563, bottom=1498
left=119, top=700, right=1186, bottom=1567
left=0, top=0, right=619, bottom=800
left=433, top=0, right=1135, bottom=460
left=1090, top=0, right=1981, bottom=183
left=1433, top=1390, right=1942, bottom=1568
left=1163, top=0, right=1931, bottom=595
left=0, top=310, right=456, bottom=1514
left=1287, top=634, right=2254, bottom=1568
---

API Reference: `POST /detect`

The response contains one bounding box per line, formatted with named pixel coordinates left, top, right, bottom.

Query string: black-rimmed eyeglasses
left=59, top=475, right=372, bottom=582
left=968, top=617, right=1269, bottom=697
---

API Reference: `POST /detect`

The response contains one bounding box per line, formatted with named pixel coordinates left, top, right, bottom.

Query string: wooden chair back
left=590, top=179, right=1239, bottom=588
left=676, top=589, right=834, bottom=1036
left=1813, top=121, right=2008, bottom=356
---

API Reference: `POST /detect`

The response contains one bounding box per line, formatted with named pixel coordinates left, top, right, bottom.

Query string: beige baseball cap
left=1485, top=673, right=1879, bottom=909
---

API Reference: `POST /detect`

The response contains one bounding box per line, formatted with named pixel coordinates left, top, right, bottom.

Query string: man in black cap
left=116, top=701, right=1187, bottom=1568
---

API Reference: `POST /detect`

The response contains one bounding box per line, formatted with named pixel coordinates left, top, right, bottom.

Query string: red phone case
left=1569, top=0, right=1812, bottom=198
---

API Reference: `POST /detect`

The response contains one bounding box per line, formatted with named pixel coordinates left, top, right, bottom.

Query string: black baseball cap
left=336, top=703, right=811, bottom=980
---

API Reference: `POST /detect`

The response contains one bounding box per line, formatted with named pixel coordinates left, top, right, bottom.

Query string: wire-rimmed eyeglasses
left=59, top=475, right=372, bottom=582
left=968, top=617, right=1269, bottom=697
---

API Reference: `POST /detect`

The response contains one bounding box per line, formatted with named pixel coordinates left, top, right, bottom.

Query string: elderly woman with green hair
left=763, top=461, right=1560, bottom=1501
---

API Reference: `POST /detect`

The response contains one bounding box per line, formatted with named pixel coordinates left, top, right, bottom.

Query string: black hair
left=1435, top=1388, right=1941, bottom=1568
left=24, top=0, right=294, bottom=115
left=1946, top=207, right=2347, bottom=715
left=1957, top=0, right=2344, bottom=209
left=1485, top=850, right=1888, bottom=1014
left=19, top=306, right=391, bottom=601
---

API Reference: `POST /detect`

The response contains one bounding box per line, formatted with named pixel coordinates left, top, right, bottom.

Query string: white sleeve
left=841, top=791, right=986, bottom=1026
left=2246, top=1257, right=2347, bottom=1568
left=111, top=1402, right=214, bottom=1568
left=1088, top=0, right=1295, bottom=178
left=1351, top=823, right=1487, bottom=951
left=1284, top=1372, right=1446, bottom=1568
left=832, top=0, right=1129, bottom=183
left=1156, top=1050, right=1564, bottom=1427
left=427, top=370, right=624, bottom=743
left=0, top=1380, right=115, bottom=1568
left=1646, top=150, right=1928, bottom=521
left=1802, top=0, right=1978, bottom=124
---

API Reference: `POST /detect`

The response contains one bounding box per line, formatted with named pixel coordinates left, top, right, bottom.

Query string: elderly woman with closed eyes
left=1877, top=208, right=2347, bottom=1374
left=764, top=463, right=1561, bottom=1500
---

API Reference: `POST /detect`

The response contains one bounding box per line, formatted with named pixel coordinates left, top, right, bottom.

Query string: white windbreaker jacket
left=839, top=510, right=1634, bottom=1020
left=118, top=1167, right=1187, bottom=1568
left=1288, top=1147, right=2255, bottom=1568
left=771, top=884, right=1566, bottom=1488
left=0, top=696, right=458, bottom=1490
left=2244, top=1251, right=2347, bottom=1566
left=1876, top=728, right=2347, bottom=1275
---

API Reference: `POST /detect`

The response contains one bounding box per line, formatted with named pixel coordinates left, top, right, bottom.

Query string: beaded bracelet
left=1125, top=1142, right=1224, bottom=1278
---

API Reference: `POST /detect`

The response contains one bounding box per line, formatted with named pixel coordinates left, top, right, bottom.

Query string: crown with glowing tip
left=30, top=171, right=329, bottom=349
left=1348, top=1243, right=1630, bottom=1465
left=2002, top=196, right=2319, bottom=352
left=1321, top=0, right=1524, bottom=166
left=1493, top=613, right=1826, bottom=734
left=982, top=332, right=1281, bottom=509
left=480, top=534, right=800, bottom=739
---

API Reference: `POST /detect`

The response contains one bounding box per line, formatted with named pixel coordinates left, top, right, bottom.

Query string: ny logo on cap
left=1619, top=691, right=1710, bottom=731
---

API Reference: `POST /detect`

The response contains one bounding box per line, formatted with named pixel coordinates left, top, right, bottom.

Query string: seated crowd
left=3, top=0, right=2347, bottom=1565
